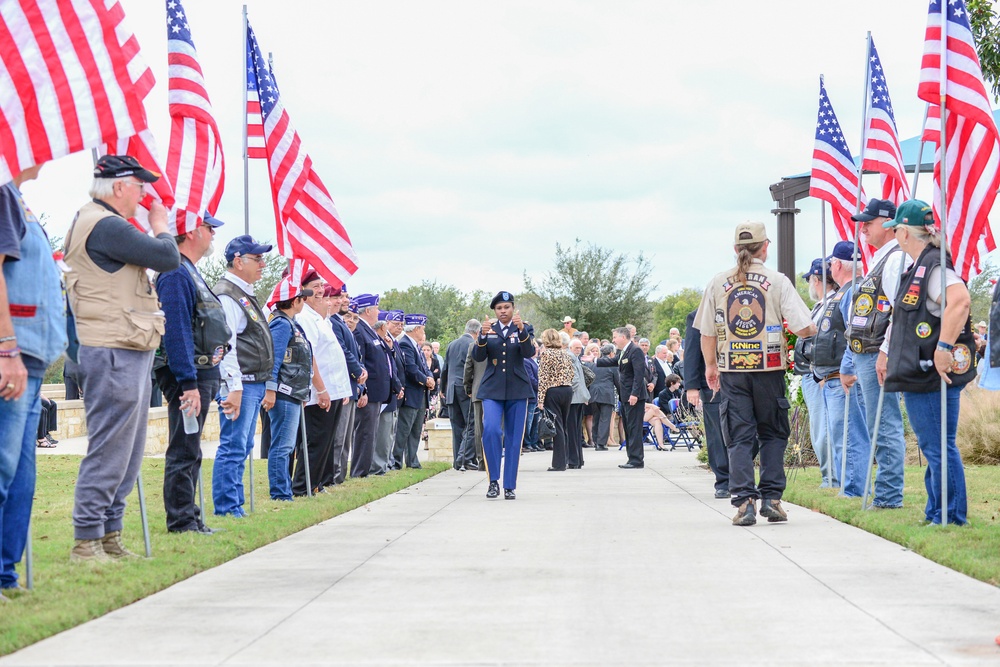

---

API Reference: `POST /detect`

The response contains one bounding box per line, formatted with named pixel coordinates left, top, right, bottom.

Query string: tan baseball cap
left=734, top=221, right=768, bottom=245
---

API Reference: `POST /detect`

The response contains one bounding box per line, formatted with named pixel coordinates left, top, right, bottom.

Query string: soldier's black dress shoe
left=619, top=463, right=644, bottom=469
left=504, top=489, right=516, bottom=500
left=486, top=481, right=500, bottom=499
left=595, top=445, right=608, bottom=451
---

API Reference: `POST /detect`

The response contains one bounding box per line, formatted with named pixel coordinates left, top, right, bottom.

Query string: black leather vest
left=810, top=282, right=851, bottom=368
left=792, top=301, right=823, bottom=376
left=885, top=245, right=977, bottom=393
left=268, top=310, right=312, bottom=402
left=212, top=277, right=274, bottom=382
left=847, top=247, right=903, bottom=354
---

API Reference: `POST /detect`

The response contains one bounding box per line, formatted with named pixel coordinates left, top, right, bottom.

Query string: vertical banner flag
left=918, top=0, right=999, bottom=280
left=245, top=21, right=359, bottom=285
left=863, top=38, right=910, bottom=205
left=0, top=0, right=147, bottom=184
left=165, top=0, right=225, bottom=235
left=809, top=77, right=870, bottom=267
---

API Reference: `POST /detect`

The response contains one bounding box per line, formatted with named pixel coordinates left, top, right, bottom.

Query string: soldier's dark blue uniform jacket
left=398, top=334, right=431, bottom=409
left=354, top=319, right=392, bottom=403
left=471, top=322, right=535, bottom=401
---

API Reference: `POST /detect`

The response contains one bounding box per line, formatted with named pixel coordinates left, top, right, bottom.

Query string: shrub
left=957, top=384, right=1000, bottom=465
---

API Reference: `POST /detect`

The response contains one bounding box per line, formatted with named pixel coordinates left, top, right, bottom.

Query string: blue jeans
left=523, top=399, right=539, bottom=448
left=213, top=382, right=265, bottom=516
left=266, top=399, right=300, bottom=501
left=853, top=353, right=906, bottom=507
left=822, top=377, right=869, bottom=496
left=0, top=376, right=42, bottom=589
left=903, top=386, right=967, bottom=525
left=801, top=374, right=833, bottom=486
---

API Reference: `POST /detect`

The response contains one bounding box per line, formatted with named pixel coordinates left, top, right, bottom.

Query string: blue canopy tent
left=768, top=109, right=1000, bottom=283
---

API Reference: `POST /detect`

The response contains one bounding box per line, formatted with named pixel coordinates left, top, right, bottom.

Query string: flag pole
left=937, top=0, right=949, bottom=527
left=839, top=32, right=872, bottom=497
left=242, top=5, right=250, bottom=237
left=820, top=201, right=836, bottom=488
left=912, top=104, right=931, bottom=196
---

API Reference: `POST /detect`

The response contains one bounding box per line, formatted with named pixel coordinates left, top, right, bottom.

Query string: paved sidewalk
left=6, top=448, right=1000, bottom=666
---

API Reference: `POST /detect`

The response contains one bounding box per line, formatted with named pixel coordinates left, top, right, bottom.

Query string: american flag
left=809, top=77, right=870, bottom=267
left=99, top=0, right=173, bottom=230
left=918, top=0, right=999, bottom=280
left=165, top=0, right=224, bottom=235
left=0, top=0, right=147, bottom=185
left=862, top=39, right=910, bottom=205
left=245, top=46, right=266, bottom=159
left=246, top=22, right=359, bottom=285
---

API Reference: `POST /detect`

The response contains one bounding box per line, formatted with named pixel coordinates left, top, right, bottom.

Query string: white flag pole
left=937, top=0, right=949, bottom=527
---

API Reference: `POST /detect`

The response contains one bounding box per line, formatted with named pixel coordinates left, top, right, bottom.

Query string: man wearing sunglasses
left=66, top=155, right=180, bottom=562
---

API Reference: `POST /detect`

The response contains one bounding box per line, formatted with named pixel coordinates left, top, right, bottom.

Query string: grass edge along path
left=783, top=465, right=1000, bottom=588
left=0, top=456, right=450, bottom=656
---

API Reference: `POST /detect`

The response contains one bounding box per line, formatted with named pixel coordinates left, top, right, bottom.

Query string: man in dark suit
left=683, top=309, right=729, bottom=498
left=589, top=343, right=621, bottom=451
left=326, top=285, right=366, bottom=486
left=471, top=291, right=535, bottom=500
left=651, top=344, right=670, bottom=398
left=393, top=314, right=434, bottom=469
left=441, top=319, right=480, bottom=470
left=597, top=326, right=649, bottom=468
left=351, top=294, right=392, bottom=478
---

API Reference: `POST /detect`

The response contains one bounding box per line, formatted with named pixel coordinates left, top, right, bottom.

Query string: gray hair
left=358, top=305, right=379, bottom=317
left=612, top=326, right=630, bottom=338
left=655, top=344, right=667, bottom=354
left=601, top=343, right=615, bottom=356
left=373, top=320, right=387, bottom=332
left=404, top=324, right=419, bottom=333
left=558, top=331, right=571, bottom=346
left=639, top=337, right=650, bottom=345
left=464, top=318, right=481, bottom=336
left=88, top=177, right=124, bottom=200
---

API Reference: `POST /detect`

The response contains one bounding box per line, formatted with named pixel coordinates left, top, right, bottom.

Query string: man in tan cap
left=694, top=221, right=815, bottom=526
left=561, top=316, right=577, bottom=337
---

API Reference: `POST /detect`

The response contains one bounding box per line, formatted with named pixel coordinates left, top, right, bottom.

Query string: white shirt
left=217, top=272, right=255, bottom=392
left=296, top=303, right=351, bottom=403
left=870, top=239, right=912, bottom=308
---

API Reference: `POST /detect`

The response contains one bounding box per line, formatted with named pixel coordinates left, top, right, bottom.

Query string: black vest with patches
left=269, top=310, right=312, bottom=402
left=810, top=282, right=851, bottom=369
left=847, top=247, right=902, bottom=355
left=792, top=301, right=823, bottom=376
left=885, top=245, right=976, bottom=393
left=213, top=277, right=274, bottom=382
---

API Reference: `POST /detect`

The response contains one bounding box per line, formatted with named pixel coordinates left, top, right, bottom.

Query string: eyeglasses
left=239, top=254, right=266, bottom=264
left=121, top=180, right=146, bottom=194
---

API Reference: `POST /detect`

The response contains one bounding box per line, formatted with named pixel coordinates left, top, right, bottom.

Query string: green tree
left=381, top=281, right=491, bottom=347
left=523, top=241, right=657, bottom=339
left=650, top=287, right=703, bottom=345
left=967, top=261, right=998, bottom=326
left=969, top=0, right=1000, bottom=101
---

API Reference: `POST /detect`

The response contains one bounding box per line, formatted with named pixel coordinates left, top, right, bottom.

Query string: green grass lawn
left=784, top=464, right=1000, bottom=587
left=0, top=456, right=449, bottom=656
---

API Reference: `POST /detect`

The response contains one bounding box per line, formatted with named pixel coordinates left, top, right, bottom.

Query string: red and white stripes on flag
left=918, top=0, right=999, bottom=280
left=246, top=22, right=358, bottom=286
left=862, top=38, right=910, bottom=205
left=0, top=0, right=148, bottom=185
left=266, top=258, right=307, bottom=309
left=809, top=77, right=870, bottom=269
left=100, top=0, right=173, bottom=231
left=165, top=0, right=224, bottom=235
left=246, top=88, right=266, bottom=159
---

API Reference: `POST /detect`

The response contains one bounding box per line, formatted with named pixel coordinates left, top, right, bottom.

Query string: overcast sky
left=21, top=0, right=990, bottom=298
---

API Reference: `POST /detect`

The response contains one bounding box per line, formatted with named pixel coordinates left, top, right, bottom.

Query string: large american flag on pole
left=165, top=0, right=224, bottom=235
left=100, top=0, right=173, bottom=230
left=246, top=22, right=358, bottom=285
left=245, top=45, right=266, bottom=160
left=809, top=77, right=870, bottom=267
left=918, top=0, right=999, bottom=280
left=0, top=0, right=148, bottom=185
left=863, top=39, right=910, bottom=205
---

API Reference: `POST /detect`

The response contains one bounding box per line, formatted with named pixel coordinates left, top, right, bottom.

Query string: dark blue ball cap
left=201, top=212, right=225, bottom=228
left=851, top=198, right=896, bottom=223
left=802, top=258, right=828, bottom=280
left=827, top=240, right=860, bottom=262
left=225, top=235, right=273, bottom=262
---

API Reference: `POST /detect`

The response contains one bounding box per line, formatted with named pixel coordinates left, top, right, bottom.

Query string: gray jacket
left=589, top=362, right=619, bottom=405
left=442, top=333, right=474, bottom=403
left=463, top=344, right=486, bottom=402
left=569, top=355, right=591, bottom=405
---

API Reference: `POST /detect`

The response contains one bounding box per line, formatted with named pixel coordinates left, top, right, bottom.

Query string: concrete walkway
left=6, top=448, right=1000, bottom=666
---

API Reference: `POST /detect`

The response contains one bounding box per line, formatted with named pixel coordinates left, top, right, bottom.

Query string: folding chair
left=665, top=398, right=703, bottom=451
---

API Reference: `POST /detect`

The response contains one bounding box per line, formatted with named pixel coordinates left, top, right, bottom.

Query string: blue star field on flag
left=815, top=79, right=853, bottom=162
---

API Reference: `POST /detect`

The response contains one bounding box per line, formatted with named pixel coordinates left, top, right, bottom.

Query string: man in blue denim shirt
left=0, top=164, right=67, bottom=595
